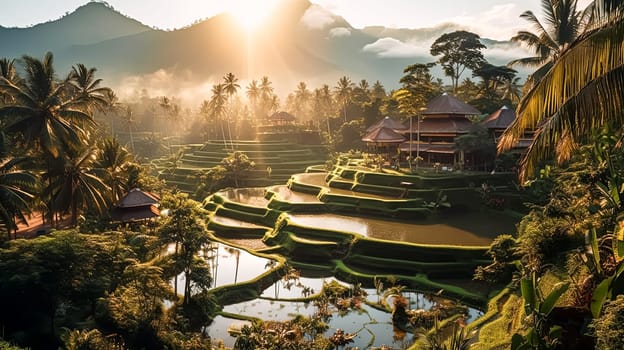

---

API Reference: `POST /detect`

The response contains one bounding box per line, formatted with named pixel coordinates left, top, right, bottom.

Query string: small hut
left=267, top=111, right=296, bottom=126
left=111, top=188, right=160, bottom=223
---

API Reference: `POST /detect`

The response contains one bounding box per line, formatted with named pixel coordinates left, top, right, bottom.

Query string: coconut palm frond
left=501, top=18, right=624, bottom=180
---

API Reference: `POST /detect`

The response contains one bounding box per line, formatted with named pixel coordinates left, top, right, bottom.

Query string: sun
left=226, top=0, right=279, bottom=32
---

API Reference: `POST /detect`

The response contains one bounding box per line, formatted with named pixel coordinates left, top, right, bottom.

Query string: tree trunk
left=184, top=269, right=191, bottom=305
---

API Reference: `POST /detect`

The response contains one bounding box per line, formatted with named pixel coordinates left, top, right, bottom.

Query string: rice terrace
left=0, top=0, right=623, bottom=349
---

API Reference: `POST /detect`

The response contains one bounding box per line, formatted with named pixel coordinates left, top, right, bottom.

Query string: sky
left=0, top=0, right=594, bottom=40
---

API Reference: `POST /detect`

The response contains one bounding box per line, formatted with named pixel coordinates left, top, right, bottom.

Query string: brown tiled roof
left=366, top=116, right=408, bottom=133
left=481, top=105, right=516, bottom=130
left=114, top=188, right=160, bottom=208
left=362, top=127, right=406, bottom=143
left=423, top=93, right=480, bottom=116
left=268, top=111, right=296, bottom=121
left=413, top=117, right=474, bottom=135
left=111, top=204, right=160, bottom=222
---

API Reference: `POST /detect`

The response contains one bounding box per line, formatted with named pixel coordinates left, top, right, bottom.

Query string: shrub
left=592, top=295, right=624, bottom=350
left=516, top=211, right=585, bottom=273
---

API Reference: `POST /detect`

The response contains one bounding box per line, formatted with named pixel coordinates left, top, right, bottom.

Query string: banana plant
left=511, top=272, right=569, bottom=350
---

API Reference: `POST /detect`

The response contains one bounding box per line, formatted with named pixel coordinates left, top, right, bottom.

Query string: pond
left=171, top=242, right=274, bottom=292
left=206, top=276, right=481, bottom=349
left=267, top=185, right=322, bottom=203
left=216, top=187, right=270, bottom=207
left=287, top=211, right=516, bottom=246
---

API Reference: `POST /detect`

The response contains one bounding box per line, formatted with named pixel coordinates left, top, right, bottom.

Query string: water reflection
left=207, top=277, right=479, bottom=349
left=268, top=185, right=322, bottom=203
left=216, top=187, right=270, bottom=207
left=288, top=213, right=502, bottom=246
left=171, top=243, right=274, bottom=292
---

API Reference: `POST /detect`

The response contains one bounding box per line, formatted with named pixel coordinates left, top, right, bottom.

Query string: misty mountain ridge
left=0, top=0, right=530, bottom=102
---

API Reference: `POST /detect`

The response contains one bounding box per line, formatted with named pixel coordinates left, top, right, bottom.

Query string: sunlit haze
left=225, top=0, right=280, bottom=32
left=0, top=0, right=593, bottom=39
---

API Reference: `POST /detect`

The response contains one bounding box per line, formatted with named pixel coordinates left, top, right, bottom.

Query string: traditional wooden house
left=110, top=188, right=160, bottom=223
left=400, top=93, right=480, bottom=166
left=481, top=105, right=533, bottom=152
left=366, top=116, right=408, bottom=133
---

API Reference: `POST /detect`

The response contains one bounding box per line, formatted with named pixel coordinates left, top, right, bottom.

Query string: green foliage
left=220, top=151, right=255, bottom=188
left=592, top=295, right=624, bottom=350
left=474, top=234, right=518, bottom=284
left=430, top=30, right=486, bottom=92
left=516, top=211, right=585, bottom=273
left=511, top=273, right=569, bottom=350
left=0, top=340, right=27, bottom=350
left=232, top=318, right=332, bottom=350
left=0, top=231, right=135, bottom=347
left=158, top=193, right=211, bottom=305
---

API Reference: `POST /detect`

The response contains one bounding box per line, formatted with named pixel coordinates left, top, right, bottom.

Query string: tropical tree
left=334, top=76, right=354, bottom=123
left=246, top=79, right=261, bottom=118
left=509, top=0, right=586, bottom=86
left=45, top=147, right=109, bottom=226
left=399, top=62, right=442, bottom=111
left=371, top=80, right=386, bottom=100
left=258, top=76, right=276, bottom=117
left=223, top=73, right=240, bottom=148
left=95, top=138, right=133, bottom=204
left=209, top=83, right=229, bottom=149
left=0, top=133, right=36, bottom=239
left=293, top=81, right=311, bottom=120
left=0, top=52, right=96, bottom=158
left=158, top=193, right=211, bottom=305
left=220, top=151, right=255, bottom=187
left=313, top=84, right=335, bottom=136
left=121, top=105, right=136, bottom=153
left=430, top=30, right=487, bottom=92
left=0, top=58, right=20, bottom=104
left=499, top=0, right=624, bottom=181
left=65, top=63, right=111, bottom=114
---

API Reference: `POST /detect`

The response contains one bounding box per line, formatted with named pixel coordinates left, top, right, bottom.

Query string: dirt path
left=15, top=213, right=71, bottom=239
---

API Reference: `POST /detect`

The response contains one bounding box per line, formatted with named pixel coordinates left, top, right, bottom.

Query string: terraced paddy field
left=152, top=140, right=328, bottom=192
left=194, top=163, right=523, bottom=348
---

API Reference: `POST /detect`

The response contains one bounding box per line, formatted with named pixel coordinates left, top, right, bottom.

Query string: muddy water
left=216, top=187, right=270, bottom=207
left=288, top=212, right=516, bottom=246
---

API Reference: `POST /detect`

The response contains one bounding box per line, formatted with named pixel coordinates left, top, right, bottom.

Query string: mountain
left=0, top=0, right=528, bottom=100
left=0, top=2, right=152, bottom=59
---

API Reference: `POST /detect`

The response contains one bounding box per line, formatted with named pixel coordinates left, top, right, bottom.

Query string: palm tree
left=65, top=63, right=111, bottom=114
left=259, top=76, right=275, bottom=117
left=334, top=76, right=354, bottom=123
left=499, top=0, right=624, bottom=181
left=246, top=79, right=261, bottom=118
left=95, top=138, right=133, bottom=204
left=294, top=81, right=311, bottom=119
left=45, top=147, right=109, bottom=227
left=371, top=80, right=386, bottom=100
left=0, top=52, right=95, bottom=158
left=223, top=73, right=240, bottom=150
left=509, top=0, right=587, bottom=85
left=122, top=105, right=136, bottom=153
left=0, top=58, right=20, bottom=105
left=209, top=84, right=229, bottom=149
left=0, top=133, right=36, bottom=239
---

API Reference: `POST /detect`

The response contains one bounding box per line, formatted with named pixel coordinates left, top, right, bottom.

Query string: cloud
left=329, top=27, right=351, bottom=37
left=483, top=42, right=533, bottom=64
left=114, top=69, right=218, bottom=108
left=362, top=37, right=431, bottom=58
left=301, top=4, right=336, bottom=29
left=444, top=3, right=529, bottom=41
